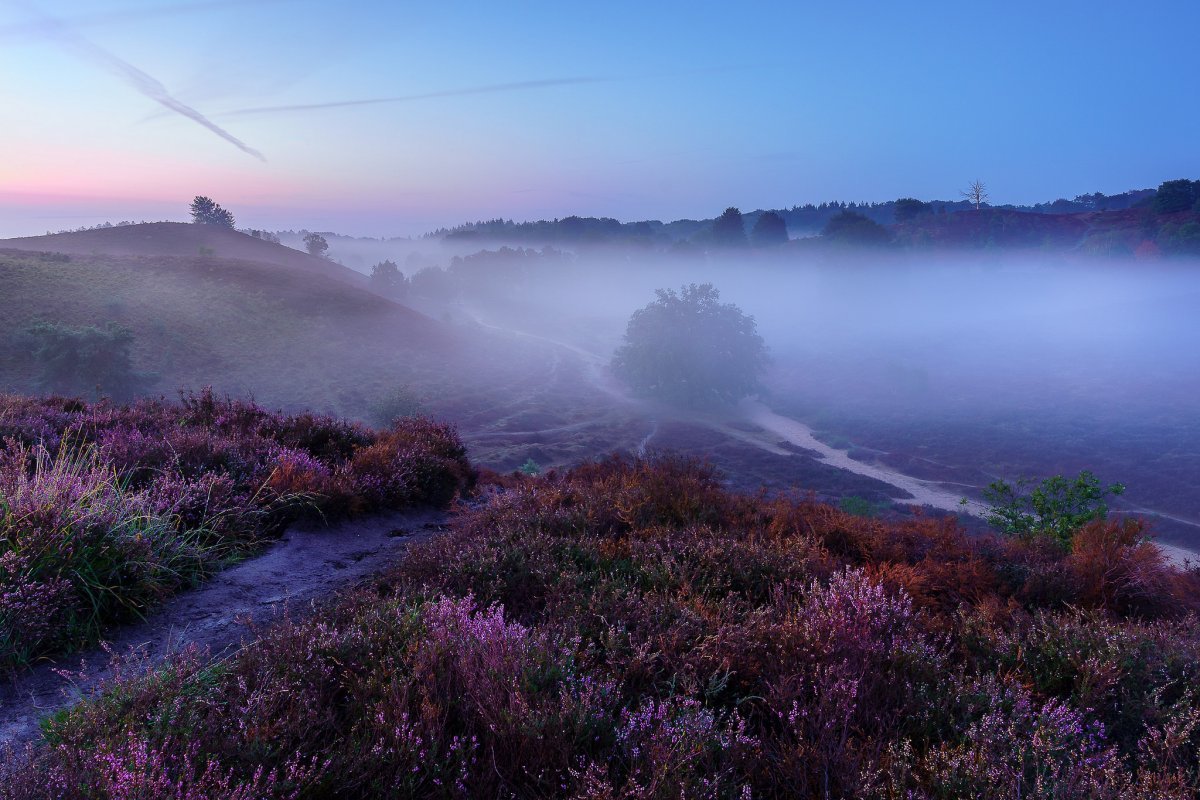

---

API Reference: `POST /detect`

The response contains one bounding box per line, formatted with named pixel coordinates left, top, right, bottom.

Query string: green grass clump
left=0, top=389, right=473, bottom=671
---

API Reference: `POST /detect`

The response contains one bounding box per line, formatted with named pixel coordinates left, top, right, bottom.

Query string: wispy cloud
left=0, top=0, right=289, bottom=39
left=10, top=1, right=266, bottom=161
left=217, top=77, right=608, bottom=117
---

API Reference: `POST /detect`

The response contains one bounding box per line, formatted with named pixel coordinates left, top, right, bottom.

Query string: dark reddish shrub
left=1066, top=517, right=1187, bottom=615
left=345, top=418, right=472, bottom=510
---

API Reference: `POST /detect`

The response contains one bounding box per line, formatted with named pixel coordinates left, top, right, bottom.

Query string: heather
left=0, top=390, right=471, bottom=671
left=7, top=456, right=1199, bottom=798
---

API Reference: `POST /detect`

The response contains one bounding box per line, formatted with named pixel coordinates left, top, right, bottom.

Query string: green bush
left=21, top=321, right=153, bottom=400
left=981, top=470, right=1125, bottom=546
left=611, top=283, right=767, bottom=407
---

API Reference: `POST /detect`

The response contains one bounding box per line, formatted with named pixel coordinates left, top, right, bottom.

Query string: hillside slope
left=0, top=222, right=367, bottom=287
left=0, top=246, right=452, bottom=416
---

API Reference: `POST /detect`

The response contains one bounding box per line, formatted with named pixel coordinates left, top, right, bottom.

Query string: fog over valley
left=4, top=2, right=1200, bottom=795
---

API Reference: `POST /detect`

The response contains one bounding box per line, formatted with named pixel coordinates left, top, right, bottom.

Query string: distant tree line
left=243, top=229, right=281, bottom=244
left=428, top=185, right=1181, bottom=250
left=185, top=179, right=1200, bottom=265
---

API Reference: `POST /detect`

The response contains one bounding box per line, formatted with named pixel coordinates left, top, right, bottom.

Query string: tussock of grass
left=0, top=389, right=472, bottom=671
left=6, top=455, right=1198, bottom=798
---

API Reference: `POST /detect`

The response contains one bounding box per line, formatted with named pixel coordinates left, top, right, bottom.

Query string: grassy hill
left=0, top=224, right=458, bottom=418
left=2, top=222, right=367, bottom=287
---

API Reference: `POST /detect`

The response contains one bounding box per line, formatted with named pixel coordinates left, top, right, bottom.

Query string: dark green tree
left=303, top=232, right=330, bottom=258
left=189, top=196, right=235, bottom=227
left=22, top=321, right=151, bottom=400
left=370, top=259, right=408, bottom=298
left=981, top=470, right=1126, bottom=546
left=1153, top=179, right=1200, bottom=214
left=750, top=211, right=789, bottom=247
left=893, top=197, right=930, bottom=224
left=409, top=266, right=457, bottom=300
left=1158, top=221, right=1200, bottom=256
left=821, top=210, right=891, bottom=246
left=712, top=207, right=748, bottom=247
left=611, top=283, right=767, bottom=407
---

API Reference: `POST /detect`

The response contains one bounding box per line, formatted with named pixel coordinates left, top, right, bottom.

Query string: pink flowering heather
left=0, top=390, right=472, bottom=670
left=4, top=455, right=1199, bottom=798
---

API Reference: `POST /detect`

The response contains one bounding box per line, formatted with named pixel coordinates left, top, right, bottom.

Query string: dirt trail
left=458, top=310, right=1198, bottom=567
left=740, top=399, right=1197, bottom=567
left=740, top=398, right=988, bottom=515
left=0, top=508, right=447, bottom=749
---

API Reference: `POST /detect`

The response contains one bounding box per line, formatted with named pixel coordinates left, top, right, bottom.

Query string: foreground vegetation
left=4, top=454, right=1198, bottom=798
left=0, top=390, right=471, bottom=671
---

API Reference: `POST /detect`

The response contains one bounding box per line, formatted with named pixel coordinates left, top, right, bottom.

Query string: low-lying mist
left=4, top=229, right=1198, bottom=550
left=392, top=245, right=1200, bottom=547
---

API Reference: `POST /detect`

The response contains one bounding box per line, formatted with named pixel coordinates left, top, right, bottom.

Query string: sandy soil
left=740, top=398, right=987, bottom=514
left=740, top=398, right=1198, bottom=567
left=0, top=508, right=447, bottom=749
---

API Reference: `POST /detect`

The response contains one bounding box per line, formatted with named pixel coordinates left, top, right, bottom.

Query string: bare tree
left=962, top=180, right=989, bottom=211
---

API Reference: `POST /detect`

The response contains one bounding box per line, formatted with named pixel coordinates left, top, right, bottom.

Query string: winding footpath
left=739, top=398, right=1196, bottom=567
left=460, top=310, right=1197, bottom=567
left=739, top=398, right=989, bottom=516
left=0, top=509, right=447, bottom=749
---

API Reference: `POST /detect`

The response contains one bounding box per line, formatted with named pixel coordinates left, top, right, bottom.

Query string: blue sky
left=2, top=0, right=1197, bottom=236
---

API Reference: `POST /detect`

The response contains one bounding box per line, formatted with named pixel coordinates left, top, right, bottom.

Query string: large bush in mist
left=21, top=321, right=152, bottom=400
left=612, top=283, right=766, bottom=406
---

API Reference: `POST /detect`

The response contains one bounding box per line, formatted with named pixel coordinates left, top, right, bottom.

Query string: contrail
left=218, top=77, right=607, bottom=117
left=10, top=2, right=266, bottom=161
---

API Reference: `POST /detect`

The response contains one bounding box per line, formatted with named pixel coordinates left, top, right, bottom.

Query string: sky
left=2, top=0, right=1198, bottom=237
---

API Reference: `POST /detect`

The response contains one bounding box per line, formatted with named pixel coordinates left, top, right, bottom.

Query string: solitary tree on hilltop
left=962, top=180, right=989, bottom=211
left=189, top=196, right=235, bottom=227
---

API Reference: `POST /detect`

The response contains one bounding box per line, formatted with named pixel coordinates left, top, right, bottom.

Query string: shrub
left=982, top=470, right=1126, bottom=546
left=611, top=284, right=767, bottom=407
left=368, top=387, right=423, bottom=428
left=21, top=321, right=153, bottom=400
left=0, top=391, right=472, bottom=670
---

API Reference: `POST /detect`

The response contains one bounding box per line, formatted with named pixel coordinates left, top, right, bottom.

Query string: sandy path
left=458, top=310, right=1198, bottom=566
left=740, top=398, right=1197, bottom=566
left=740, top=398, right=987, bottom=514
left=0, top=508, right=447, bottom=749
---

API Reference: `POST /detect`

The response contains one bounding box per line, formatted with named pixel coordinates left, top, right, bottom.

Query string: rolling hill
left=1, top=222, right=369, bottom=287
left=0, top=223, right=457, bottom=418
